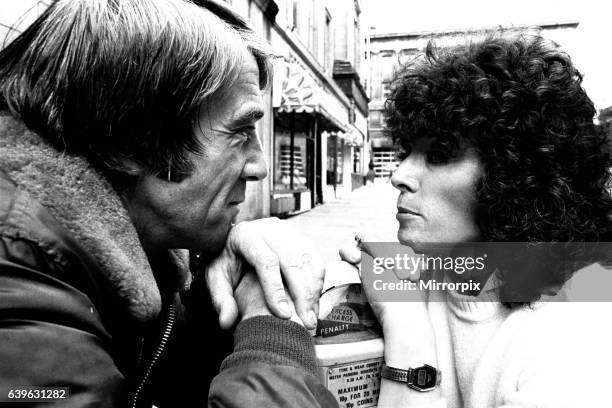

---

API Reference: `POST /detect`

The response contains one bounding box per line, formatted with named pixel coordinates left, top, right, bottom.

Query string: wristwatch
left=381, top=363, right=441, bottom=392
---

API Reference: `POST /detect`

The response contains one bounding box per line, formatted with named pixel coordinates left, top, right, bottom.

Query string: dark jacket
left=0, top=112, right=337, bottom=407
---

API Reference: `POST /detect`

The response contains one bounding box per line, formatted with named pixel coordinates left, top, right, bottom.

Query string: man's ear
left=107, top=159, right=148, bottom=204
left=115, top=158, right=147, bottom=177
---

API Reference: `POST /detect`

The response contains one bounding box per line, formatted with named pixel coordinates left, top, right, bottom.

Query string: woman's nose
left=391, top=157, right=420, bottom=193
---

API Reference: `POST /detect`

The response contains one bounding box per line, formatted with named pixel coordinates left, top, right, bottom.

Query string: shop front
left=271, top=57, right=350, bottom=216
left=271, top=111, right=317, bottom=214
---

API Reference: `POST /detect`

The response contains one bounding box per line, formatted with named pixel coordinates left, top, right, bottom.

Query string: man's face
left=127, top=53, right=267, bottom=254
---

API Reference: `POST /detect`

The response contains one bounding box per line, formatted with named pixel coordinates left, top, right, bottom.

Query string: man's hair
left=386, top=34, right=612, bottom=306
left=0, top=0, right=272, bottom=180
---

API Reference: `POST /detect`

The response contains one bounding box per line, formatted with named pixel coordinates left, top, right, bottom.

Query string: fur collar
left=0, top=112, right=190, bottom=322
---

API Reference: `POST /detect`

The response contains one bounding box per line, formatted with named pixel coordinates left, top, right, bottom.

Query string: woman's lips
left=397, top=206, right=421, bottom=216
left=396, top=207, right=421, bottom=221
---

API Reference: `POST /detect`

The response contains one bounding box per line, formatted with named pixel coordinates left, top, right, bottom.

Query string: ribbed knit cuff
left=220, top=316, right=318, bottom=377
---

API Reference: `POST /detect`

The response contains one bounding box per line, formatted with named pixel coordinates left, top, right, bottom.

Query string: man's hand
left=233, top=268, right=304, bottom=326
left=205, top=217, right=324, bottom=330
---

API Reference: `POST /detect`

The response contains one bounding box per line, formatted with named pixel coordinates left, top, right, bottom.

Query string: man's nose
left=242, top=137, right=268, bottom=181
left=391, top=156, right=420, bottom=193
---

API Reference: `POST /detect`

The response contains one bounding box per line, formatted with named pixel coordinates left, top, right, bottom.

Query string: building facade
left=267, top=0, right=369, bottom=217
left=365, top=22, right=580, bottom=178
left=329, top=0, right=370, bottom=192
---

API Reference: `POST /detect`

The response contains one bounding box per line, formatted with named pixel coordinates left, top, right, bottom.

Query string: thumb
left=205, top=263, right=239, bottom=330
left=339, top=245, right=361, bottom=265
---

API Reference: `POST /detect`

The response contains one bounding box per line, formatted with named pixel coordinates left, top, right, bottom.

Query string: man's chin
left=194, top=223, right=233, bottom=258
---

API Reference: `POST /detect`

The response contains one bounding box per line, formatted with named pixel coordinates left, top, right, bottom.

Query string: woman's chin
left=397, top=231, right=463, bottom=256
left=397, top=231, right=424, bottom=250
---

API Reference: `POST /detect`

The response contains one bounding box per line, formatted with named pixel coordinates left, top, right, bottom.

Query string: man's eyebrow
left=230, top=107, right=264, bottom=128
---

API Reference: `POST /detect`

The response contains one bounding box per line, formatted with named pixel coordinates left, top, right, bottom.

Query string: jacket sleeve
left=0, top=236, right=126, bottom=407
left=208, top=316, right=338, bottom=408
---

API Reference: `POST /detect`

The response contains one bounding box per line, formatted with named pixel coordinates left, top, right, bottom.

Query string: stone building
left=266, top=0, right=368, bottom=216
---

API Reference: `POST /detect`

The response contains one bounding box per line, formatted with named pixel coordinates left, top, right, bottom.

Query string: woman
left=343, top=35, right=612, bottom=407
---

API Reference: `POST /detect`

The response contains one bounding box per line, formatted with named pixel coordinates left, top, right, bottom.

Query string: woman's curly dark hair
left=386, top=34, right=612, bottom=307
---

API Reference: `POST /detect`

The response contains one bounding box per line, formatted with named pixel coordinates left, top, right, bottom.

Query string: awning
left=273, top=57, right=349, bottom=132
left=344, top=125, right=364, bottom=147
left=322, top=125, right=363, bottom=147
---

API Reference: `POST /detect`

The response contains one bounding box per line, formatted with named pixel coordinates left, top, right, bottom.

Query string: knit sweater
left=415, top=272, right=612, bottom=408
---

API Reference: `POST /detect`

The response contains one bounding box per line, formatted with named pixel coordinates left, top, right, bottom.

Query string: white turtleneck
left=414, top=270, right=612, bottom=408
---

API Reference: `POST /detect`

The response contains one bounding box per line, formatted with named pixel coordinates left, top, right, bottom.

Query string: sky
left=361, top=0, right=586, bottom=33
left=361, top=0, right=611, bottom=111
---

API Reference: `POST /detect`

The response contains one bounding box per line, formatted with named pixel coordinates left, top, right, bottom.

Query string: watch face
left=413, top=365, right=438, bottom=390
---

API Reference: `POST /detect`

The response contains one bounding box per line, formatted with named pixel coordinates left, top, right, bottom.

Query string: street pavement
left=285, top=179, right=400, bottom=287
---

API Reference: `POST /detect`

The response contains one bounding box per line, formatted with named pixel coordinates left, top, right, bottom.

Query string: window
left=399, top=48, right=418, bottom=65
left=372, top=81, right=382, bottom=101
left=293, top=0, right=299, bottom=31
left=324, top=10, right=332, bottom=71
left=381, top=52, right=396, bottom=82
left=354, top=17, right=360, bottom=71
left=373, top=149, right=398, bottom=178
left=274, top=128, right=309, bottom=191
left=382, top=82, right=391, bottom=99
left=327, top=134, right=344, bottom=185
left=370, top=110, right=382, bottom=128
left=353, top=147, right=362, bottom=173
left=308, top=0, right=316, bottom=54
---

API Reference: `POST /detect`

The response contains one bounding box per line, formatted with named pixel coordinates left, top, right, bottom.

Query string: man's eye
left=236, top=126, right=256, bottom=139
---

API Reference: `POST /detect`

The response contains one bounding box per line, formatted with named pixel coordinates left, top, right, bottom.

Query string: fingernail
left=279, top=300, right=292, bottom=317
left=308, top=310, right=318, bottom=328
left=355, top=234, right=364, bottom=247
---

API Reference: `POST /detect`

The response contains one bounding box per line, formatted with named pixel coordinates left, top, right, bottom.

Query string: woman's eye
left=397, top=145, right=411, bottom=160
left=426, top=149, right=450, bottom=164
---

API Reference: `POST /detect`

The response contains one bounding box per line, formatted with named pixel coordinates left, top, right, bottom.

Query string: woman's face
left=391, top=138, right=482, bottom=250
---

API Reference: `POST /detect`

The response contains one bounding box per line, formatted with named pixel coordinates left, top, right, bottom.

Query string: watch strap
left=381, top=364, right=411, bottom=383
left=381, top=363, right=441, bottom=391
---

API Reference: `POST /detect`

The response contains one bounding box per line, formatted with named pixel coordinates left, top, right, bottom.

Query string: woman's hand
left=339, top=241, right=437, bottom=366
left=205, top=217, right=324, bottom=330
left=340, top=240, right=443, bottom=407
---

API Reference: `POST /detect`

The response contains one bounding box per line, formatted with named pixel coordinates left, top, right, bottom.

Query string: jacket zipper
left=130, top=304, right=177, bottom=408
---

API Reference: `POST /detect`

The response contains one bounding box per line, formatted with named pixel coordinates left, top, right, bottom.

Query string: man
left=0, top=0, right=335, bottom=406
